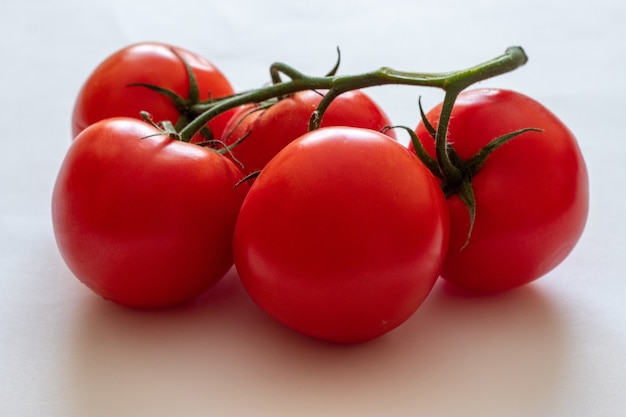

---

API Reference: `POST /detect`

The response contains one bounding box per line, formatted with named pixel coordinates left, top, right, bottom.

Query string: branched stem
left=179, top=46, right=528, bottom=142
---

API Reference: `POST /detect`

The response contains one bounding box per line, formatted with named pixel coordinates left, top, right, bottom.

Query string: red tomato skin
left=221, top=89, right=396, bottom=175
left=233, top=127, right=449, bottom=343
left=412, top=89, right=589, bottom=292
left=53, top=118, right=248, bottom=308
left=71, top=42, right=235, bottom=140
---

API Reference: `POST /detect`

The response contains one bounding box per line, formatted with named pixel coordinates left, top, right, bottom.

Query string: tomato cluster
left=52, top=42, right=589, bottom=343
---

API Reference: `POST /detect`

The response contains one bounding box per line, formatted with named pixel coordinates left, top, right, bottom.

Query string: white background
left=2, top=0, right=625, bottom=416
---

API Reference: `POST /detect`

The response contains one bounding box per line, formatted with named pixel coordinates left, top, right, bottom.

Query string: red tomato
left=233, top=127, right=449, bottom=343
left=221, top=89, right=396, bottom=175
left=71, top=42, right=235, bottom=140
left=411, top=88, right=589, bottom=292
left=52, top=118, right=248, bottom=308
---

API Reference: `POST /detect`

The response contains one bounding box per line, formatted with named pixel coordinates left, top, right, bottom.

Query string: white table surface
left=2, top=0, right=625, bottom=416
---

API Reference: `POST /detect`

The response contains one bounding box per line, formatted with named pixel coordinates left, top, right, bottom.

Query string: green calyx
left=128, top=47, right=217, bottom=144
left=404, top=98, right=542, bottom=248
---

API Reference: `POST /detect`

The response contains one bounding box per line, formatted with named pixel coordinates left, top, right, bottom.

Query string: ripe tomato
left=52, top=118, right=248, bottom=308
left=411, top=88, right=589, bottom=292
left=71, top=42, right=235, bottom=140
left=221, top=89, right=396, bottom=175
left=233, top=127, right=449, bottom=343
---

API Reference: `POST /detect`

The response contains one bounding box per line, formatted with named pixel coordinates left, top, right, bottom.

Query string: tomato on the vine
left=71, top=42, right=235, bottom=140
left=411, top=88, right=589, bottom=292
left=221, top=89, right=396, bottom=175
left=52, top=117, right=248, bottom=308
left=233, top=127, right=449, bottom=343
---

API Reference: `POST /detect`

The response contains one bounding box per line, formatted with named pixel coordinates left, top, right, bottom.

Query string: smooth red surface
left=53, top=118, right=248, bottom=308
left=234, top=127, right=449, bottom=343
left=71, top=42, right=235, bottom=140
left=221, top=89, right=396, bottom=175
left=412, top=89, right=589, bottom=292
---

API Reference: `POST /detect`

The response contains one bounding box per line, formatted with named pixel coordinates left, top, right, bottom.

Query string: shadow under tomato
left=378, top=278, right=569, bottom=416
left=205, top=276, right=570, bottom=417
left=63, top=267, right=274, bottom=416
left=63, top=267, right=568, bottom=417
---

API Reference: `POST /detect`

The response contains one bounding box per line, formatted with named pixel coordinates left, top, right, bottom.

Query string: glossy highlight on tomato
left=411, top=88, right=589, bottom=292
left=53, top=117, right=248, bottom=308
left=233, top=127, right=449, bottom=343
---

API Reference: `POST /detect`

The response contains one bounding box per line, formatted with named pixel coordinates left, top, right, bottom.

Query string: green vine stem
left=167, top=46, right=532, bottom=246
left=179, top=46, right=528, bottom=143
